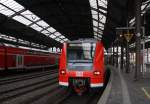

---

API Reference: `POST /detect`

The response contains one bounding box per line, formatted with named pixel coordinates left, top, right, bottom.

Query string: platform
left=98, top=65, right=150, bottom=104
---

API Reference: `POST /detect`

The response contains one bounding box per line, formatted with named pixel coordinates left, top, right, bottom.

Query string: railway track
left=24, top=86, right=104, bottom=104
left=0, top=69, right=58, bottom=104
left=0, top=69, right=57, bottom=85
left=0, top=69, right=108, bottom=104
left=0, top=76, right=57, bottom=101
left=53, top=89, right=104, bottom=104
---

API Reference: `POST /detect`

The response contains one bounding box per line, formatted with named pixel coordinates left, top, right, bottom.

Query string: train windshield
left=67, top=42, right=96, bottom=70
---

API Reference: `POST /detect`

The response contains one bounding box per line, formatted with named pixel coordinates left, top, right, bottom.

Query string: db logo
left=76, top=71, right=83, bottom=77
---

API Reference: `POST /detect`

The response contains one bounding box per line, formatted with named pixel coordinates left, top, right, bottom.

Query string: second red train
left=0, top=45, right=59, bottom=71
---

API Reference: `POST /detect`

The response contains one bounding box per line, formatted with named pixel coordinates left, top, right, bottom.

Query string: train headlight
left=60, top=70, right=66, bottom=75
left=93, top=71, right=101, bottom=75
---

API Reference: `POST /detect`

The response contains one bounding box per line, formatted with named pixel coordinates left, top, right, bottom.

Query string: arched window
left=57, top=48, right=60, bottom=52
left=53, top=47, right=56, bottom=53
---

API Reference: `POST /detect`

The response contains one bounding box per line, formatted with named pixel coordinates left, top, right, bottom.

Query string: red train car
left=0, top=45, right=59, bottom=70
left=59, top=39, right=105, bottom=93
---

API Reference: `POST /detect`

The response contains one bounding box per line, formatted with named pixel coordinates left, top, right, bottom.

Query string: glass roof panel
left=54, top=32, right=61, bottom=37
left=30, top=24, right=43, bottom=31
left=13, top=15, right=32, bottom=25
left=90, top=0, right=97, bottom=8
left=99, top=23, right=104, bottom=29
left=98, top=34, right=102, bottom=37
left=143, top=0, right=150, bottom=5
left=97, top=30, right=102, bottom=34
left=144, top=3, right=150, bottom=11
left=0, top=0, right=69, bottom=43
left=0, top=4, right=15, bottom=16
left=89, top=0, right=107, bottom=39
left=63, top=38, right=68, bottom=41
left=93, top=20, right=98, bottom=27
left=98, top=0, right=107, bottom=8
left=21, top=10, right=40, bottom=22
left=93, top=27, right=97, bottom=32
left=59, top=35, right=65, bottom=39
left=41, top=30, right=49, bottom=34
left=60, top=40, right=64, bottom=43
left=99, top=8, right=107, bottom=14
left=0, top=0, right=24, bottom=12
left=47, top=27, right=56, bottom=33
left=91, top=10, right=97, bottom=15
left=0, top=34, right=16, bottom=42
left=99, top=15, right=106, bottom=24
left=43, top=32, right=51, bottom=36
left=37, top=20, right=49, bottom=28
left=94, top=31, right=97, bottom=34
left=55, top=38, right=61, bottom=41
left=92, top=15, right=98, bottom=20
left=94, top=35, right=97, bottom=38
left=49, top=35, right=56, bottom=39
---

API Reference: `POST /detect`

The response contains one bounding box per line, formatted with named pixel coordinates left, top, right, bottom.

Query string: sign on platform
left=124, top=33, right=134, bottom=42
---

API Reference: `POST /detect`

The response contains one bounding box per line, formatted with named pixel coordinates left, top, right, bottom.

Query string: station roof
left=0, top=0, right=107, bottom=49
left=0, top=0, right=150, bottom=50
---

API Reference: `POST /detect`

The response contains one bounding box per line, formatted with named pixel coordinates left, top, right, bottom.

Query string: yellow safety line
left=142, top=87, right=150, bottom=99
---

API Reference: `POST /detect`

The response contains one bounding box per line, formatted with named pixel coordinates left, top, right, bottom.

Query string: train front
left=59, top=40, right=104, bottom=93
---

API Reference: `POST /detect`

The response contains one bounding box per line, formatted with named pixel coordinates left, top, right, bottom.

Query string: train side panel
left=92, top=42, right=104, bottom=87
left=6, top=47, right=23, bottom=69
left=0, top=45, right=60, bottom=70
left=0, top=46, right=5, bottom=70
left=24, top=54, right=57, bottom=69
left=59, top=43, right=68, bottom=86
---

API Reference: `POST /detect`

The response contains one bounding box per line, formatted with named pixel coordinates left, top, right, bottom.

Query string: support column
left=126, top=41, right=130, bottom=73
left=121, top=43, right=124, bottom=69
left=147, top=48, right=149, bottom=63
left=113, top=43, right=115, bottom=66
left=142, top=36, right=145, bottom=76
left=134, top=0, right=141, bottom=80
left=116, top=39, right=119, bottom=68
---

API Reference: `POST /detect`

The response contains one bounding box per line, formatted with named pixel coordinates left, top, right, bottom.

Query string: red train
left=0, top=44, right=59, bottom=70
left=59, top=39, right=105, bottom=93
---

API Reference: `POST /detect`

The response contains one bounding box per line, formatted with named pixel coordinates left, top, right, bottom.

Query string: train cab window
left=67, top=43, right=96, bottom=71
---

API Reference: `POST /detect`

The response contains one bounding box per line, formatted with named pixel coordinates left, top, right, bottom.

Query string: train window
left=16, top=55, right=23, bottom=67
left=67, top=43, right=96, bottom=70
left=18, top=56, right=22, bottom=65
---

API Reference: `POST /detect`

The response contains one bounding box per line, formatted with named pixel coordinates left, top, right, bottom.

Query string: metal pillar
left=126, top=41, right=130, bottom=73
left=147, top=48, right=149, bottom=63
left=113, top=43, right=115, bottom=66
left=121, top=41, right=124, bottom=69
left=116, top=40, right=119, bottom=68
left=134, top=0, right=141, bottom=80
left=142, top=40, right=145, bottom=77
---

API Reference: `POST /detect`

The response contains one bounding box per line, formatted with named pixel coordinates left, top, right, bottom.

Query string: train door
left=16, top=55, right=24, bottom=68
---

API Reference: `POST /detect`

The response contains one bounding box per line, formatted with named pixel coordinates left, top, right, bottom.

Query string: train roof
left=67, top=38, right=100, bottom=44
left=0, top=44, right=59, bottom=55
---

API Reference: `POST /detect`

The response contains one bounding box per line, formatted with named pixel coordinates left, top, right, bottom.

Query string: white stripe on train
left=59, top=81, right=104, bottom=87
left=90, top=83, right=104, bottom=87
left=59, top=82, right=69, bottom=86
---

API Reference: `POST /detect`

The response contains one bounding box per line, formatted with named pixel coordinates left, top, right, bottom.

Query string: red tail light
left=93, top=71, right=101, bottom=75
left=60, top=70, right=66, bottom=75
